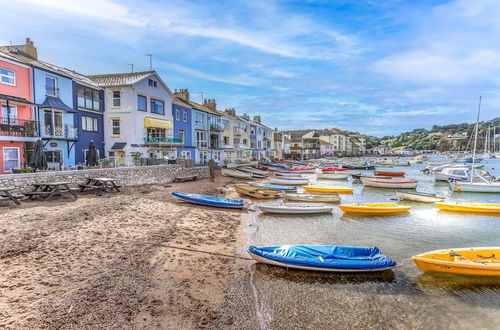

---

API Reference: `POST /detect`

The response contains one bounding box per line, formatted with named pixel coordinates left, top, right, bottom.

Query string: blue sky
left=1, top=0, right=499, bottom=136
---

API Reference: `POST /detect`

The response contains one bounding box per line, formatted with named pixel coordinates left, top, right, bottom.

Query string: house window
left=82, top=116, right=98, bottom=132
left=223, top=136, right=229, bottom=145
left=223, top=119, right=229, bottom=129
left=137, top=95, right=147, bottom=111
left=179, top=129, right=184, bottom=143
left=243, top=139, right=247, bottom=145
left=251, top=127, right=255, bottom=134
left=195, top=113, right=204, bottom=124
left=3, top=147, right=19, bottom=172
left=175, top=108, right=180, bottom=121
left=180, top=150, right=191, bottom=159
left=44, top=150, right=62, bottom=163
left=148, top=78, right=157, bottom=87
left=77, top=86, right=101, bottom=111
left=150, top=98, right=164, bottom=114
left=46, top=76, right=57, bottom=96
left=147, top=128, right=166, bottom=138
left=213, top=151, right=221, bottom=161
left=1, top=104, right=17, bottom=122
left=0, top=67, right=15, bottom=86
left=196, top=130, right=208, bottom=148
left=258, top=141, right=262, bottom=149
left=112, top=91, right=121, bottom=107
left=183, top=109, right=188, bottom=122
left=112, top=119, right=120, bottom=135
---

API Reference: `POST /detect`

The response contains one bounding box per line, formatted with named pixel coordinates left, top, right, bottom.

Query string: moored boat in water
left=396, top=191, right=444, bottom=203
left=248, top=245, right=397, bottom=272
left=434, top=202, right=500, bottom=213
left=284, top=193, right=340, bottom=203
left=171, top=192, right=244, bottom=208
left=361, top=177, right=418, bottom=189
left=317, top=172, right=349, bottom=180
left=258, top=202, right=334, bottom=214
left=339, top=202, right=411, bottom=214
left=412, top=247, right=500, bottom=276
left=269, top=177, right=309, bottom=185
left=374, top=170, right=405, bottom=177
left=303, top=185, right=354, bottom=194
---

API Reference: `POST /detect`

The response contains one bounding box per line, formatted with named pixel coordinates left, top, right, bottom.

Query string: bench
left=174, top=175, right=198, bottom=183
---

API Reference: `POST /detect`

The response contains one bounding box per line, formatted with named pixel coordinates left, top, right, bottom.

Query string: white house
left=89, top=71, right=176, bottom=165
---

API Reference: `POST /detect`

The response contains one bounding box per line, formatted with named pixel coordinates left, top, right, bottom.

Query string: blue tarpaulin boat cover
left=248, top=245, right=396, bottom=271
left=172, top=192, right=244, bottom=208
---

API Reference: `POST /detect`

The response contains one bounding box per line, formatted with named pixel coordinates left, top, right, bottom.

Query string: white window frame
left=176, top=108, right=180, bottom=121
left=112, top=119, right=121, bottom=135
left=82, top=116, right=98, bottom=132
left=183, top=109, right=188, bottom=122
left=0, top=67, right=16, bottom=86
left=179, top=129, right=185, bottom=144
left=45, top=75, right=58, bottom=97
left=3, top=147, right=20, bottom=172
left=196, top=130, right=207, bottom=148
left=112, top=90, right=121, bottom=107
left=137, top=94, right=147, bottom=112
left=1, top=104, right=17, bottom=122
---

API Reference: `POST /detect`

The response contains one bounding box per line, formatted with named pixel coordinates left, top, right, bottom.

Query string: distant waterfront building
left=172, top=89, right=195, bottom=161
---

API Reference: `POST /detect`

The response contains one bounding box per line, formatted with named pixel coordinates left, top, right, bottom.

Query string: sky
left=1, top=0, right=499, bottom=136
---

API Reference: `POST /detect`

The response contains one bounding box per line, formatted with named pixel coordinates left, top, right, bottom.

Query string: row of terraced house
left=0, top=38, right=279, bottom=174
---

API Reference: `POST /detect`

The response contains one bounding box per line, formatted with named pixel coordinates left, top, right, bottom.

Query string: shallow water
left=244, top=158, right=500, bottom=329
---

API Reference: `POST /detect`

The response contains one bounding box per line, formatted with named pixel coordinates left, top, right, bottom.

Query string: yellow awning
left=144, top=117, right=173, bottom=129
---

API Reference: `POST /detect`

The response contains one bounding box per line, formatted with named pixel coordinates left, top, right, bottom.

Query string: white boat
left=435, top=167, right=471, bottom=182
left=274, top=171, right=303, bottom=177
left=258, top=202, right=333, bottom=214
left=396, top=191, right=445, bottom=203
left=221, top=168, right=252, bottom=179
left=238, top=167, right=268, bottom=176
left=269, top=177, right=309, bottom=185
left=317, top=173, right=349, bottom=180
left=427, top=161, right=451, bottom=166
left=284, top=193, right=340, bottom=203
left=361, top=177, right=418, bottom=189
left=450, top=180, right=500, bottom=193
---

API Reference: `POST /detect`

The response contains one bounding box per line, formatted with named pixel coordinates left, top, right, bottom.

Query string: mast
left=470, top=96, right=481, bottom=183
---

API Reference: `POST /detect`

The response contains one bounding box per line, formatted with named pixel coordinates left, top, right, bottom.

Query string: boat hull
left=361, top=177, right=417, bottom=189
left=234, top=185, right=282, bottom=199
left=435, top=202, right=500, bottom=213
left=339, top=203, right=411, bottom=214
left=250, top=184, right=297, bottom=192
left=221, top=168, right=252, bottom=179
left=303, top=186, right=354, bottom=194
left=317, top=173, right=349, bottom=180
left=269, top=177, right=309, bottom=185
left=374, top=171, right=405, bottom=177
left=258, top=203, right=333, bottom=214
left=450, top=181, right=500, bottom=193
left=171, top=192, right=244, bottom=208
left=284, top=193, right=340, bottom=203
left=396, top=191, right=444, bottom=203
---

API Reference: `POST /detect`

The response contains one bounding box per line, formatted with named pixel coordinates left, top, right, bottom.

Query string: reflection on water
left=245, top=158, right=500, bottom=328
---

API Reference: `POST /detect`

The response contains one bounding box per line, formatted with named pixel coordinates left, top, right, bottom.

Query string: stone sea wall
left=0, top=165, right=209, bottom=193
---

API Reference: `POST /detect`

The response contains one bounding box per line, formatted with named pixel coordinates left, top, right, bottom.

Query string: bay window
left=77, top=86, right=101, bottom=111
left=196, top=130, right=208, bottom=148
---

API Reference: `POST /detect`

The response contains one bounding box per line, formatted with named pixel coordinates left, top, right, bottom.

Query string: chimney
left=224, top=108, right=236, bottom=116
left=242, top=113, right=250, bottom=121
left=203, top=98, right=216, bottom=111
left=174, top=88, right=190, bottom=101
left=8, top=37, right=38, bottom=59
left=253, top=115, right=261, bottom=124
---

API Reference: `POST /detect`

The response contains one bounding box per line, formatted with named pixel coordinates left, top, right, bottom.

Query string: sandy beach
left=0, top=175, right=250, bottom=329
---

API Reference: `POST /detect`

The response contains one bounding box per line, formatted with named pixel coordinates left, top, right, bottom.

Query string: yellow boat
left=303, top=185, right=353, bottom=194
left=234, top=185, right=283, bottom=199
left=435, top=202, right=500, bottom=213
left=412, top=247, right=500, bottom=276
left=339, top=202, right=411, bottom=214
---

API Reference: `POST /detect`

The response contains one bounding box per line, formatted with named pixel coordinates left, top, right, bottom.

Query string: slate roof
left=110, top=142, right=127, bottom=150
left=173, top=96, right=192, bottom=108
left=0, top=94, right=36, bottom=106
left=88, top=71, right=155, bottom=87
left=39, top=96, right=76, bottom=113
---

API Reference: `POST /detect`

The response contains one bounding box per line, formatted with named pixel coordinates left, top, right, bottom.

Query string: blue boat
left=261, top=162, right=290, bottom=168
left=171, top=192, right=244, bottom=208
left=250, top=184, right=297, bottom=192
left=248, top=245, right=396, bottom=272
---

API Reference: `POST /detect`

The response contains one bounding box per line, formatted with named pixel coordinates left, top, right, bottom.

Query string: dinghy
left=317, top=173, right=349, bottom=180
left=258, top=202, right=333, bottom=214
left=303, top=185, right=354, bottom=194
left=238, top=167, right=268, bottom=176
left=250, top=184, right=297, bottom=192
left=339, top=202, right=411, bottom=214
left=361, top=177, right=417, bottom=189
left=284, top=193, right=340, bottom=203
left=434, top=202, right=500, bottom=213
left=269, top=177, right=309, bottom=185
left=374, top=170, right=405, bottom=177
left=396, top=191, right=444, bottom=203
left=248, top=245, right=397, bottom=272
left=412, top=247, right=500, bottom=276
left=221, top=168, right=253, bottom=179
left=171, top=192, right=244, bottom=208
left=450, top=181, right=500, bottom=193
left=322, top=167, right=347, bottom=172
left=274, top=171, right=303, bottom=177
left=234, top=185, right=283, bottom=199
left=289, top=167, right=316, bottom=173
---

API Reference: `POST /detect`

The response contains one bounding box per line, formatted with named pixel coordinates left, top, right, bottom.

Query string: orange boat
left=374, top=170, right=405, bottom=177
left=322, top=167, right=347, bottom=172
left=290, top=167, right=315, bottom=172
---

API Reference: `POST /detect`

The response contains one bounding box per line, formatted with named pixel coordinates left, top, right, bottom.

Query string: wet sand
left=0, top=175, right=251, bottom=329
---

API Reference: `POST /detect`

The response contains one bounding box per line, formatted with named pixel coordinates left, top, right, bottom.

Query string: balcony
left=210, top=122, right=224, bottom=131
left=144, top=137, right=183, bottom=145
left=0, top=117, right=39, bottom=138
left=42, top=124, right=78, bottom=140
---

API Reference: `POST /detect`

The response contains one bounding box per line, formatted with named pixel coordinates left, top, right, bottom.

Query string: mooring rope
left=162, top=244, right=253, bottom=260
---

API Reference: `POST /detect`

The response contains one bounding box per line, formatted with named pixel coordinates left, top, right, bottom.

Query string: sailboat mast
left=470, top=96, right=481, bottom=183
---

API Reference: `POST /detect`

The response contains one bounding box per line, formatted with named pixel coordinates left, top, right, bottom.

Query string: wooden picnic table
left=24, top=182, right=78, bottom=201
left=0, top=188, right=22, bottom=205
left=79, top=177, right=121, bottom=194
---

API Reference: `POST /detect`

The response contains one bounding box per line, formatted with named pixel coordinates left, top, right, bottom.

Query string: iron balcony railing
left=210, top=122, right=224, bottom=131
left=144, top=136, right=183, bottom=144
left=42, top=124, right=78, bottom=140
left=0, top=117, right=39, bottom=137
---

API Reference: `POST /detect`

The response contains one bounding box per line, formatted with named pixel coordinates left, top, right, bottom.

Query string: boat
left=450, top=180, right=500, bottom=193
left=435, top=167, right=471, bottom=181
left=339, top=203, right=411, bottom=214
left=373, top=170, right=405, bottom=177
left=258, top=202, right=333, bottom=214
left=427, top=161, right=450, bottom=166
left=435, top=202, right=500, bottom=213
left=234, top=185, right=283, bottom=199
left=361, top=177, right=417, bottom=189
left=289, top=167, right=316, bottom=173
left=322, top=167, right=347, bottom=172
left=274, top=171, right=302, bottom=177
left=237, top=167, right=268, bottom=176
left=250, top=184, right=297, bottom=192
left=317, top=173, right=349, bottom=180
left=346, top=165, right=376, bottom=170
left=221, top=168, right=253, bottom=179
left=303, top=185, right=354, bottom=194
left=412, top=247, right=500, bottom=276
left=171, top=192, right=244, bottom=208
left=284, top=193, right=340, bottom=203
left=261, top=162, right=289, bottom=168
left=248, top=245, right=397, bottom=272
left=396, top=191, right=444, bottom=203
left=269, top=177, right=309, bottom=185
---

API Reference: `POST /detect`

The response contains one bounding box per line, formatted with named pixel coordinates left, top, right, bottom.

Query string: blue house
left=172, top=90, right=195, bottom=160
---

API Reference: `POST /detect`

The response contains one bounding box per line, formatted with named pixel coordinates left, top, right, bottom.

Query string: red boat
left=374, top=170, right=405, bottom=177
left=290, top=167, right=315, bottom=171
left=253, top=165, right=269, bottom=171
left=322, top=167, right=347, bottom=172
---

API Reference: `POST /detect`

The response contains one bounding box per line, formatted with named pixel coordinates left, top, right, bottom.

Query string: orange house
left=0, top=52, right=38, bottom=174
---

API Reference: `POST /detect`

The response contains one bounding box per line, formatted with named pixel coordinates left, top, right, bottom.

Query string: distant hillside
left=378, top=117, right=500, bottom=151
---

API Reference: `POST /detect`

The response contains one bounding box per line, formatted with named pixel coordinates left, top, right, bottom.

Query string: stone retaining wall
left=0, top=165, right=209, bottom=193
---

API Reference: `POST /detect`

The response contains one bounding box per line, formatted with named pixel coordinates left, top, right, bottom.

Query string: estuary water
left=243, top=158, right=500, bottom=329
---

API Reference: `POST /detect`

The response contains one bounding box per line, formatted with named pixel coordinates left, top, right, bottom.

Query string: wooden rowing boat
left=234, top=185, right=283, bottom=199
left=269, top=177, right=309, bottom=185
left=258, top=202, right=334, bottom=214
left=339, top=202, right=411, bottom=214
left=396, top=191, right=444, bottom=203
left=284, top=193, right=340, bottom=203
left=434, top=202, right=500, bottom=213
left=361, top=177, right=417, bottom=189
left=374, top=170, right=405, bottom=177
left=412, top=247, right=500, bottom=276
left=317, top=173, right=349, bottom=180
left=221, top=168, right=252, bottom=179
left=303, top=185, right=353, bottom=194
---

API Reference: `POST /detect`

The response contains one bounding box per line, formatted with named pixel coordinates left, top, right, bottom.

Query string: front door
left=45, top=150, right=63, bottom=170
left=117, top=151, right=125, bottom=166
